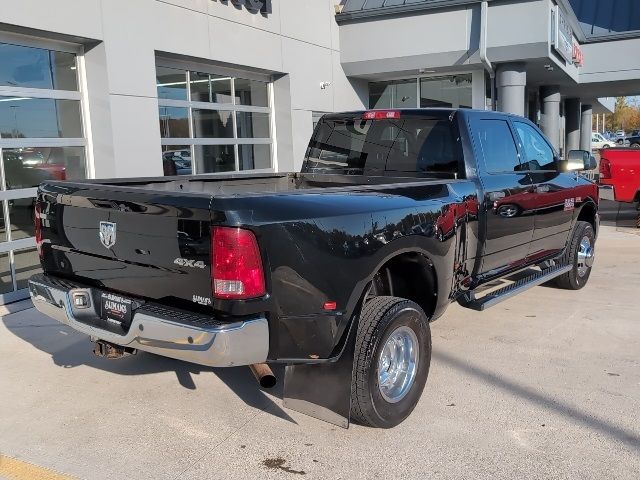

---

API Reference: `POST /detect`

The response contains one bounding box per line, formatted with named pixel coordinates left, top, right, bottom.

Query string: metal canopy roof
left=338, top=0, right=484, bottom=21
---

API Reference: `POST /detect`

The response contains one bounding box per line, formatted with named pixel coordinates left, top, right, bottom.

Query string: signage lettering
left=218, top=0, right=272, bottom=15
left=552, top=5, right=573, bottom=63
left=572, top=42, right=584, bottom=67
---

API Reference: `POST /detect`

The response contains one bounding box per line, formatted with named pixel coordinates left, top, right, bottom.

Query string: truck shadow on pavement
left=2, top=310, right=296, bottom=425
left=433, top=350, right=640, bottom=451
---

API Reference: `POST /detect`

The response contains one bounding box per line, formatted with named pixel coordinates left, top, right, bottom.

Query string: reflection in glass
left=210, top=75, right=232, bottom=104
left=162, top=145, right=192, bottom=176
left=156, top=66, right=188, bottom=101
left=190, top=71, right=211, bottom=103
left=0, top=97, right=82, bottom=138
left=14, top=248, right=41, bottom=290
left=420, top=75, right=472, bottom=108
left=192, top=109, right=234, bottom=138
left=369, top=79, right=417, bottom=109
left=194, top=145, right=235, bottom=173
left=7, top=198, right=35, bottom=241
left=0, top=43, right=78, bottom=91
left=234, top=78, right=269, bottom=107
left=3, top=147, right=86, bottom=189
left=0, top=201, right=6, bottom=242
left=236, top=111, right=270, bottom=138
left=159, top=107, right=189, bottom=138
left=0, top=253, right=10, bottom=294
left=239, top=144, right=271, bottom=170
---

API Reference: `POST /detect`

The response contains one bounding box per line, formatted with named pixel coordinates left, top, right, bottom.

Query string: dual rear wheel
left=350, top=296, right=431, bottom=428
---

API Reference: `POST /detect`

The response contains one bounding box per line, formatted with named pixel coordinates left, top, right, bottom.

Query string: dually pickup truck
left=30, top=108, right=599, bottom=428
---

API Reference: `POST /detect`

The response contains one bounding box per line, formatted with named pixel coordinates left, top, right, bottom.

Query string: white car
left=592, top=132, right=616, bottom=150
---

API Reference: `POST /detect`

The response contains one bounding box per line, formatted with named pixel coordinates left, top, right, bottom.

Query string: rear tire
left=554, top=221, right=595, bottom=290
left=350, top=296, right=431, bottom=428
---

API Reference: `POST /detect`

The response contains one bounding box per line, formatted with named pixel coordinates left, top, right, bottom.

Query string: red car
left=599, top=148, right=640, bottom=206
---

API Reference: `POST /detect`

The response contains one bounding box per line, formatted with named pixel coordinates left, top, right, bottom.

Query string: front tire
left=554, top=221, right=595, bottom=290
left=350, top=296, right=431, bottom=428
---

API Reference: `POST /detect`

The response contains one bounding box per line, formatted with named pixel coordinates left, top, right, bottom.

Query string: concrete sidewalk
left=0, top=226, right=638, bottom=480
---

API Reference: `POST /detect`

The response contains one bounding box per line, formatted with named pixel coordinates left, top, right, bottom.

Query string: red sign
left=572, top=42, right=584, bottom=67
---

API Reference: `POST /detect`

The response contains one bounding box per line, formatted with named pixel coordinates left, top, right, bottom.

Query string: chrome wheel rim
left=577, top=236, right=594, bottom=277
left=378, top=326, right=419, bottom=403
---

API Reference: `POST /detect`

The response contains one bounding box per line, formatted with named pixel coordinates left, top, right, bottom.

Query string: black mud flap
left=282, top=319, right=359, bottom=428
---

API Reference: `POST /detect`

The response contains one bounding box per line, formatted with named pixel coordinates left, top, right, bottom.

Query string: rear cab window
left=303, top=111, right=463, bottom=178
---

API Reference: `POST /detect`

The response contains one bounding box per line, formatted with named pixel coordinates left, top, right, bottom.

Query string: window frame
left=156, top=58, right=275, bottom=175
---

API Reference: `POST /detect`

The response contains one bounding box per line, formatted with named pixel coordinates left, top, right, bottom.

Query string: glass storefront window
left=157, top=66, right=188, bottom=101
left=14, top=247, right=41, bottom=290
left=0, top=43, right=78, bottom=91
left=239, top=144, right=271, bottom=170
left=157, top=63, right=273, bottom=175
left=370, top=79, right=417, bottom=109
left=190, top=71, right=211, bottom=103
left=420, top=74, right=472, bottom=109
left=210, top=76, right=233, bottom=104
left=159, top=107, right=189, bottom=138
left=0, top=97, right=83, bottom=138
left=192, top=109, right=234, bottom=138
left=162, top=145, right=192, bottom=176
left=194, top=145, right=236, bottom=173
left=369, top=74, right=473, bottom=110
left=6, top=198, right=35, bottom=241
left=234, top=78, right=269, bottom=107
left=0, top=41, right=85, bottom=303
left=3, top=146, right=86, bottom=189
left=0, top=253, right=11, bottom=294
left=236, top=111, right=270, bottom=138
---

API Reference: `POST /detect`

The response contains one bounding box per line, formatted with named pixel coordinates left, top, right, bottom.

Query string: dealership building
left=0, top=0, right=638, bottom=303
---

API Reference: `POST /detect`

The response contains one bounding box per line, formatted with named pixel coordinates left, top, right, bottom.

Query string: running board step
left=458, top=264, right=573, bottom=311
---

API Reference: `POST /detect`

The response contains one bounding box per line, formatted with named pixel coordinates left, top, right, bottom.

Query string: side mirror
left=561, top=150, right=596, bottom=171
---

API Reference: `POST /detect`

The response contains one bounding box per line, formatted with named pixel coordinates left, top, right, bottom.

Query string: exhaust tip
left=250, top=363, right=277, bottom=389
left=259, top=374, right=277, bottom=389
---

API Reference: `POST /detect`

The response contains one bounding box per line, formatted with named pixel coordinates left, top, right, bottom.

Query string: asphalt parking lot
left=1, top=207, right=639, bottom=480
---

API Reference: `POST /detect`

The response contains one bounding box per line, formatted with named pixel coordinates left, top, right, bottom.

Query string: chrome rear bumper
left=28, top=274, right=269, bottom=367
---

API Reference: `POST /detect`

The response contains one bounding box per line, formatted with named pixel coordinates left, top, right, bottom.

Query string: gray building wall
left=1, top=0, right=366, bottom=177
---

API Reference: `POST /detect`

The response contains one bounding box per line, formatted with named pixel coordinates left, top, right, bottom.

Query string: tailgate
left=38, top=182, right=213, bottom=310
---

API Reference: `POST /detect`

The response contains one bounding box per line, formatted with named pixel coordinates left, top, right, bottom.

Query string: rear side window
left=476, top=119, right=521, bottom=173
left=305, top=115, right=460, bottom=175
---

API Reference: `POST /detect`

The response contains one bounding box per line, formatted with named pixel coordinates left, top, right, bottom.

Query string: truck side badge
left=99, top=221, right=117, bottom=249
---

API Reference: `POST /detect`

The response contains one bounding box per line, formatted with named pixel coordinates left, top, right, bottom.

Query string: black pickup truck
left=29, top=108, right=599, bottom=428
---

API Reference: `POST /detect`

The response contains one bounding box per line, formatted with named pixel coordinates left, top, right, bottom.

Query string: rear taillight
left=211, top=226, right=265, bottom=300
left=34, top=202, right=43, bottom=259
left=599, top=158, right=611, bottom=179
left=363, top=110, right=401, bottom=120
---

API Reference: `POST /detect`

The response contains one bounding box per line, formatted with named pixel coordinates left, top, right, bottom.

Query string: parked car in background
left=614, top=130, right=627, bottom=145
left=162, top=149, right=193, bottom=175
left=627, top=134, right=640, bottom=148
left=599, top=148, right=640, bottom=208
left=592, top=132, right=616, bottom=150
